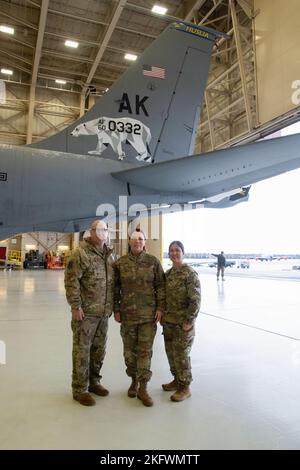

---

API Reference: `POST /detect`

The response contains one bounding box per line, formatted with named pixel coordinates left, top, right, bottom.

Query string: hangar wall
left=0, top=83, right=81, bottom=146
left=254, top=0, right=300, bottom=124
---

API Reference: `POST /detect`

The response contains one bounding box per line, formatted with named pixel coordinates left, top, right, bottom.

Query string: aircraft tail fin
left=31, top=22, right=224, bottom=164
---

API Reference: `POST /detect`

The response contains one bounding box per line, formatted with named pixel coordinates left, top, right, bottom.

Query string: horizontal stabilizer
left=112, top=133, right=300, bottom=199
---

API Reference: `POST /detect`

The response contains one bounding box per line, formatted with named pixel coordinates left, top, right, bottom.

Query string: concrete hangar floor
left=0, top=266, right=299, bottom=450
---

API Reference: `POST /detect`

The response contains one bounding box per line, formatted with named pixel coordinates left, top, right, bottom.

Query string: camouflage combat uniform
left=162, top=265, right=201, bottom=387
left=64, top=238, right=114, bottom=394
left=114, top=251, right=165, bottom=382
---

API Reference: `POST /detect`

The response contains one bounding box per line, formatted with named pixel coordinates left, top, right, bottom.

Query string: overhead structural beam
left=78, top=0, right=127, bottom=116
left=25, top=0, right=40, bottom=7
left=200, top=97, right=244, bottom=129
left=83, top=0, right=127, bottom=90
left=198, top=0, right=224, bottom=24
left=207, top=61, right=239, bottom=89
left=38, top=67, right=115, bottom=85
left=43, top=41, right=142, bottom=58
left=203, top=14, right=229, bottom=27
left=0, top=49, right=32, bottom=67
left=207, top=44, right=253, bottom=89
left=1, top=35, right=35, bottom=50
left=27, top=233, right=49, bottom=252
left=44, top=30, right=151, bottom=52
left=79, top=94, right=85, bottom=118
left=0, top=49, right=32, bottom=66
left=47, top=9, right=157, bottom=40
left=26, top=0, right=49, bottom=144
left=0, top=111, right=27, bottom=133
left=236, top=0, right=253, bottom=19
left=183, top=0, right=208, bottom=22
left=0, top=9, right=38, bottom=30
left=44, top=28, right=155, bottom=46
left=205, top=91, right=215, bottom=150
left=230, top=0, right=252, bottom=131
left=125, top=2, right=179, bottom=21
left=1, top=58, right=31, bottom=75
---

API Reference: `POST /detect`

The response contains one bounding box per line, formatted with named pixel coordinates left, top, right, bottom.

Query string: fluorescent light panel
left=65, top=39, right=78, bottom=48
left=0, top=25, right=14, bottom=34
left=55, top=79, right=66, bottom=85
left=152, top=5, right=168, bottom=15
left=124, top=53, right=137, bottom=61
left=1, top=68, right=13, bottom=75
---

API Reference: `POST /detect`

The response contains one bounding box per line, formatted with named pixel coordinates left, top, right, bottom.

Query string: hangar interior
left=1, top=0, right=300, bottom=264
left=0, top=0, right=300, bottom=451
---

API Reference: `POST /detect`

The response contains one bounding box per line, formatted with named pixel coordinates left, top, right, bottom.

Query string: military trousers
left=217, top=266, right=225, bottom=279
left=163, top=322, right=195, bottom=387
left=120, top=321, right=157, bottom=382
left=71, top=315, right=109, bottom=393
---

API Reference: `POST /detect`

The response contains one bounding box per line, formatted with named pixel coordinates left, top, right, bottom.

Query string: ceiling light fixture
left=152, top=5, right=168, bottom=15
left=124, top=53, right=137, bottom=61
left=55, top=79, right=66, bottom=85
left=1, top=68, right=13, bottom=75
left=0, top=25, right=14, bottom=35
left=65, top=39, right=78, bottom=48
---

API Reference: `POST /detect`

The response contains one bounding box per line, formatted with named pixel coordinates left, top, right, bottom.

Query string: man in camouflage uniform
left=114, top=230, right=165, bottom=407
left=161, top=241, right=201, bottom=402
left=65, top=220, right=114, bottom=406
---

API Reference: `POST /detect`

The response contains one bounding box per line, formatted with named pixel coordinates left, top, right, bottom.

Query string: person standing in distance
left=212, top=251, right=226, bottom=281
left=65, top=220, right=114, bottom=406
left=114, top=230, right=165, bottom=407
left=161, top=241, right=201, bottom=402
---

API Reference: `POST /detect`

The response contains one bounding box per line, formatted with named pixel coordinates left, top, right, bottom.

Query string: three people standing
left=65, top=223, right=201, bottom=406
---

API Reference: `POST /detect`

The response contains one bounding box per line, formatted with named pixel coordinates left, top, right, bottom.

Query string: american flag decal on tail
left=142, top=65, right=166, bottom=79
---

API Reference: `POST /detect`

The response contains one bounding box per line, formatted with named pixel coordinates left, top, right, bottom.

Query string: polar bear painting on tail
left=71, top=116, right=152, bottom=162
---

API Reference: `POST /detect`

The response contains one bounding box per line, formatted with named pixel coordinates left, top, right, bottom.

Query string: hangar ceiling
left=0, top=0, right=258, bottom=150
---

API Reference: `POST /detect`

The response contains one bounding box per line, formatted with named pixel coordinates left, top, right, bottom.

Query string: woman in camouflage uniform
left=161, top=241, right=201, bottom=402
left=114, top=230, right=165, bottom=407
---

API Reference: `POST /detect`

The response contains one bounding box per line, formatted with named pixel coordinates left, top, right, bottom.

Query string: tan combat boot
left=170, top=386, right=191, bottom=402
left=88, top=383, right=109, bottom=396
left=137, top=381, right=153, bottom=407
left=128, top=378, right=138, bottom=398
left=73, top=392, right=96, bottom=406
left=162, top=379, right=178, bottom=391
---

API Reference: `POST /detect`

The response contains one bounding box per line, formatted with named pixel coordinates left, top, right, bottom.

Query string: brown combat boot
left=162, top=379, right=178, bottom=391
left=88, top=383, right=109, bottom=396
left=170, top=386, right=191, bottom=402
left=128, top=378, right=138, bottom=398
left=73, top=392, right=96, bottom=406
left=137, top=381, right=153, bottom=407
